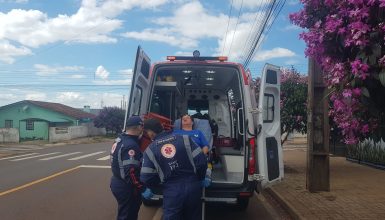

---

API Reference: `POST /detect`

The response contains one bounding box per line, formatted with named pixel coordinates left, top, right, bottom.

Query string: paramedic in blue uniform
left=173, top=114, right=210, bottom=154
left=110, top=116, right=148, bottom=220
left=140, top=118, right=210, bottom=220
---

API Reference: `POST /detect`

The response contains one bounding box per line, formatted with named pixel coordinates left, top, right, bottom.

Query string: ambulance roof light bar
left=166, top=50, right=228, bottom=62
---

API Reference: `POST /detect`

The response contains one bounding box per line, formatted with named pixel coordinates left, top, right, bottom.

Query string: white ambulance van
left=127, top=46, right=283, bottom=210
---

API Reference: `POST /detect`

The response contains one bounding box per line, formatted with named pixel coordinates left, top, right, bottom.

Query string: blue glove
left=141, top=188, right=154, bottom=200
left=202, top=177, right=211, bottom=188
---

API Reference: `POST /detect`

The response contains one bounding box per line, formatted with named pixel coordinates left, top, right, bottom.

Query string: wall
left=49, top=124, right=106, bottom=142
left=0, top=128, right=19, bottom=143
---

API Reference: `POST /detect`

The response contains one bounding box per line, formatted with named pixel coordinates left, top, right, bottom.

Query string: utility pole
left=306, top=58, right=330, bottom=192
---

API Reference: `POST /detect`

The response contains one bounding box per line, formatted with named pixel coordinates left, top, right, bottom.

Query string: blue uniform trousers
left=110, top=176, right=142, bottom=220
left=162, top=179, right=202, bottom=220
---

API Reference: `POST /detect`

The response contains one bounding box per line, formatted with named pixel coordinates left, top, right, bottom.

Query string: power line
left=242, top=0, right=287, bottom=68
left=221, top=0, right=234, bottom=56
left=227, top=0, right=244, bottom=57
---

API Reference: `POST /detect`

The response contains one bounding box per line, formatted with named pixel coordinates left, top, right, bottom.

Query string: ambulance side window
left=133, top=86, right=143, bottom=115
left=263, top=94, right=274, bottom=123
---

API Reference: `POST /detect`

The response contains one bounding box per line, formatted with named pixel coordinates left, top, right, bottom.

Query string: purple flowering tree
left=94, top=106, right=125, bottom=134
left=290, top=0, right=385, bottom=144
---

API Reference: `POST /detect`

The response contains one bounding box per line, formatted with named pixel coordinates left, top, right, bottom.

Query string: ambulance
left=127, top=46, right=283, bottom=210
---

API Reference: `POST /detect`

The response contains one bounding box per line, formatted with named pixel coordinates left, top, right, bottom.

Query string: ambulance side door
left=125, top=46, right=151, bottom=127
left=257, top=63, right=283, bottom=188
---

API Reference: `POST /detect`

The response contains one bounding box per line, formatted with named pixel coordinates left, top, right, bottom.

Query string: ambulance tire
left=235, top=198, right=249, bottom=211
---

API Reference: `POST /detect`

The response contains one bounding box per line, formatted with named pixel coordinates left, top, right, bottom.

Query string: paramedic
left=110, top=116, right=148, bottom=220
left=140, top=118, right=210, bottom=220
left=173, top=114, right=210, bottom=154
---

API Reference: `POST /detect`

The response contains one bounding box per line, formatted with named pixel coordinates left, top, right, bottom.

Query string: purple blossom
left=380, top=0, right=385, bottom=7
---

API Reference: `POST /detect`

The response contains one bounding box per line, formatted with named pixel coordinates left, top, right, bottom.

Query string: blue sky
left=0, top=0, right=306, bottom=108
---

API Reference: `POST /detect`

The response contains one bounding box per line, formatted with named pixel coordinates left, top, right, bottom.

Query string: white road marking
left=40, top=152, right=81, bottom=161
left=0, top=153, right=38, bottom=161
left=11, top=152, right=60, bottom=161
left=78, top=165, right=110, bottom=168
left=97, top=155, right=110, bottom=161
left=68, top=151, right=105, bottom=160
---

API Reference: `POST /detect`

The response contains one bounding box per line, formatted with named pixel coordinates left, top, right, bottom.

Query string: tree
left=94, top=107, right=125, bottom=135
left=280, top=67, right=308, bottom=144
left=290, top=1, right=385, bottom=144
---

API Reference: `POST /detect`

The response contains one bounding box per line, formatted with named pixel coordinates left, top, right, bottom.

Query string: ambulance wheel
left=236, top=198, right=249, bottom=211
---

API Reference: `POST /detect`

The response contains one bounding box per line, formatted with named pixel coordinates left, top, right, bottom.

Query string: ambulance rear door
left=257, top=63, right=283, bottom=188
left=125, top=46, right=151, bottom=128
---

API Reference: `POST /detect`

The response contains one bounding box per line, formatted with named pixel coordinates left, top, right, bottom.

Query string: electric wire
left=227, top=0, right=244, bottom=57
left=221, top=0, right=234, bottom=56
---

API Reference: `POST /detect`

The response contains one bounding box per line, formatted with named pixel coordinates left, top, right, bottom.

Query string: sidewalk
left=267, top=138, right=385, bottom=219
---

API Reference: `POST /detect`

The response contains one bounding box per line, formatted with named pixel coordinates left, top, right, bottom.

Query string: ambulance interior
left=149, top=65, right=245, bottom=185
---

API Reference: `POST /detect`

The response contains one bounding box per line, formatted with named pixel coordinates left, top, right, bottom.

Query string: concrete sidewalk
left=267, top=139, right=385, bottom=219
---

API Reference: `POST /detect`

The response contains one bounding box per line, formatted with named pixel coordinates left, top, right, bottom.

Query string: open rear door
left=124, top=46, right=151, bottom=129
left=257, top=63, right=283, bottom=188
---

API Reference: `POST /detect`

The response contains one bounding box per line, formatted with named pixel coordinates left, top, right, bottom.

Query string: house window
left=5, top=120, right=13, bottom=128
left=26, top=120, right=34, bottom=130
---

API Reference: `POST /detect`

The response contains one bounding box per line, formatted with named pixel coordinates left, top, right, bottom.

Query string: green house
left=0, top=100, right=95, bottom=142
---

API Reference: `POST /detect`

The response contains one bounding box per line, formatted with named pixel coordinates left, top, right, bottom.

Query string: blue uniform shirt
left=110, top=133, right=142, bottom=185
left=173, top=129, right=209, bottom=149
left=140, top=131, right=207, bottom=188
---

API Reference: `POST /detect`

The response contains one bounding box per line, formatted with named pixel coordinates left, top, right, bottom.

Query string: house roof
left=1, top=100, right=96, bottom=120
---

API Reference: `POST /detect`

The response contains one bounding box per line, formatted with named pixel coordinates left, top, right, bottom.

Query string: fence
left=0, top=128, right=19, bottom=143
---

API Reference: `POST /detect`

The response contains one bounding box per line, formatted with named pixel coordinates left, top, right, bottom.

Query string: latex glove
left=202, top=177, right=211, bottom=188
left=141, top=188, right=154, bottom=200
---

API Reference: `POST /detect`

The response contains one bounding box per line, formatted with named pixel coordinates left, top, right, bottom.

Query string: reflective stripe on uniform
left=191, top=147, right=202, bottom=158
left=141, top=166, right=158, bottom=174
left=145, top=147, right=165, bottom=183
left=122, top=159, right=140, bottom=166
left=117, top=144, right=125, bottom=180
left=182, top=135, right=196, bottom=174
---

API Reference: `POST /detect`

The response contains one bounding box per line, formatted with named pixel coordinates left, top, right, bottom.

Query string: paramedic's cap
left=144, top=118, right=164, bottom=134
left=126, top=116, right=143, bottom=127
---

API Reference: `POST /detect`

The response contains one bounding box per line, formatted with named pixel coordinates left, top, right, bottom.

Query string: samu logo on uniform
left=161, top=144, right=176, bottom=158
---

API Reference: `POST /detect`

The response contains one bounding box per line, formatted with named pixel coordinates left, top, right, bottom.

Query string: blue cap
left=126, top=116, right=143, bottom=127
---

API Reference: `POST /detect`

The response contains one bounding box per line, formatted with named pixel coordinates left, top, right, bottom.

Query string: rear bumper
left=204, top=181, right=255, bottom=204
left=146, top=181, right=256, bottom=204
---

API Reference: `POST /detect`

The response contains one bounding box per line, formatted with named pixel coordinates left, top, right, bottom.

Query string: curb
left=265, top=187, right=303, bottom=220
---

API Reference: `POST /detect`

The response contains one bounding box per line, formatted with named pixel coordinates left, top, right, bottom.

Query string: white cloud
left=0, top=0, right=169, bottom=63
left=93, top=79, right=132, bottom=85
left=69, top=74, right=86, bottom=79
left=0, top=88, right=126, bottom=108
left=122, top=2, right=228, bottom=49
left=254, top=47, right=296, bottom=61
left=25, top=91, right=47, bottom=100
left=175, top=51, right=193, bottom=56
left=122, top=28, right=198, bottom=49
left=95, top=65, right=110, bottom=80
left=57, top=91, right=82, bottom=101
left=118, top=68, right=133, bottom=78
left=0, top=0, right=28, bottom=3
left=34, top=64, right=84, bottom=76
left=0, top=40, right=32, bottom=64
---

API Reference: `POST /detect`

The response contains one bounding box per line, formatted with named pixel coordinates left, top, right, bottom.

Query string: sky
left=0, top=0, right=307, bottom=109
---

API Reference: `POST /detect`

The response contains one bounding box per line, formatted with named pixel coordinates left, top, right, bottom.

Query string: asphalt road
left=0, top=141, right=283, bottom=220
